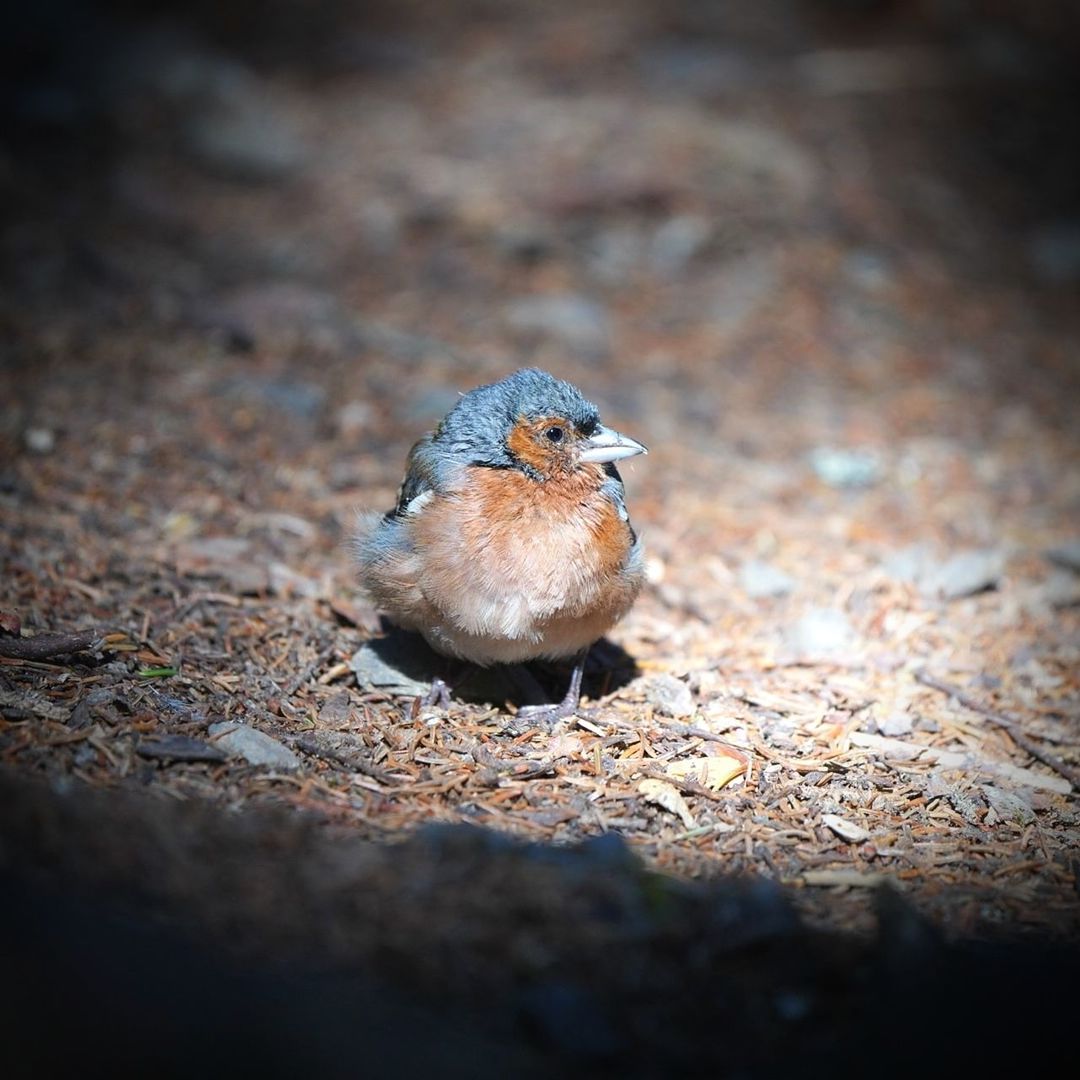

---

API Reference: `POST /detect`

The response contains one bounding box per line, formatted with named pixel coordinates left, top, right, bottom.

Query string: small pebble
left=739, top=559, right=794, bottom=599
left=821, top=814, right=871, bottom=844
left=981, top=785, right=1035, bottom=826
left=785, top=608, right=855, bottom=658
left=649, top=214, right=711, bottom=276
left=644, top=673, right=695, bottom=718
left=808, top=446, right=882, bottom=489
left=876, top=710, right=914, bottom=737
left=208, top=721, right=300, bottom=769
left=919, top=549, right=1004, bottom=600
left=883, top=545, right=1005, bottom=599
left=505, top=293, right=611, bottom=354
left=1045, top=541, right=1080, bottom=574
left=350, top=640, right=432, bottom=697
left=24, top=427, right=55, bottom=454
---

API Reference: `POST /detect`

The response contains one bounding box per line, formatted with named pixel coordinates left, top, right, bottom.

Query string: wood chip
left=639, top=778, right=696, bottom=828
left=666, top=753, right=747, bottom=791
left=821, top=814, right=871, bottom=843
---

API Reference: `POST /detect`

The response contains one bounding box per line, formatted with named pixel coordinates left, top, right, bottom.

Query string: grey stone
left=1042, top=569, right=1080, bottom=610
left=506, top=294, right=612, bottom=354
left=876, top=711, right=914, bottom=737
left=336, top=400, right=375, bottom=441
left=808, top=446, right=883, bottom=489
left=649, top=215, right=712, bottom=276
left=586, top=225, right=643, bottom=285
left=920, top=549, right=1004, bottom=600
left=785, top=608, right=855, bottom=659
left=350, top=632, right=533, bottom=706
left=883, top=544, right=1005, bottom=599
left=350, top=641, right=432, bottom=697
left=946, top=788, right=986, bottom=826
left=23, top=427, right=55, bottom=454
left=644, top=673, right=695, bottom=718
left=1046, top=541, right=1080, bottom=573
left=739, top=560, right=794, bottom=599
left=185, top=98, right=305, bottom=181
left=208, top=721, right=300, bottom=769
left=982, top=785, right=1035, bottom=826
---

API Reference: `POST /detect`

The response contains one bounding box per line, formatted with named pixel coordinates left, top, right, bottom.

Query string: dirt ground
left=2, top=0, right=1079, bottom=1072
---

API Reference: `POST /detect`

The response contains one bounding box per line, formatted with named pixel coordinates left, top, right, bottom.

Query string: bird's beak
left=579, top=424, right=648, bottom=464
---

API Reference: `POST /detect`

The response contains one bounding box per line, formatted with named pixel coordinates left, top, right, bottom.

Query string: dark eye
left=545, top=426, right=565, bottom=443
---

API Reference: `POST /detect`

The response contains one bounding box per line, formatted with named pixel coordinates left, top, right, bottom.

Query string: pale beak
left=579, top=424, right=648, bottom=464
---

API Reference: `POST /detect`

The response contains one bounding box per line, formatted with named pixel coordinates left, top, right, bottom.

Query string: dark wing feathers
left=388, top=436, right=439, bottom=518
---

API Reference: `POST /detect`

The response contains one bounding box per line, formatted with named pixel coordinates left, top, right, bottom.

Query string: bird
left=356, top=368, right=647, bottom=723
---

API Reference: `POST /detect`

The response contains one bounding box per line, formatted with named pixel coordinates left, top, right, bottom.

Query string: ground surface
left=2, top=0, right=1079, bottom=1003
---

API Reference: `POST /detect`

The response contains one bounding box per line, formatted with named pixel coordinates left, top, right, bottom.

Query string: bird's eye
left=545, top=426, right=565, bottom=443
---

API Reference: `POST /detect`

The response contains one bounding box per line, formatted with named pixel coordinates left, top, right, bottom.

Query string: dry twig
left=0, top=629, right=104, bottom=661
left=916, top=669, right=1079, bottom=791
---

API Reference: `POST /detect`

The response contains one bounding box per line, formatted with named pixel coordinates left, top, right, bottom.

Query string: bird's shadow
left=361, top=620, right=639, bottom=709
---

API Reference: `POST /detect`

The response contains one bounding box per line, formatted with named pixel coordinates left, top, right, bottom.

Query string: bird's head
left=436, top=368, right=646, bottom=481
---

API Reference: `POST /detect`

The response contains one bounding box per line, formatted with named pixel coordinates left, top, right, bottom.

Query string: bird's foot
left=420, top=677, right=452, bottom=710
left=509, top=695, right=583, bottom=733
left=515, top=699, right=578, bottom=723
left=507, top=649, right=589, bottom=732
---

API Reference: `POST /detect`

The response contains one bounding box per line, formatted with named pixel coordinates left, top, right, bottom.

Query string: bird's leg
left=417, top=664, right=477, bottom=711
left=421, top=677, right=452, bottom=709
left=514, top=649, right=589, bottom=726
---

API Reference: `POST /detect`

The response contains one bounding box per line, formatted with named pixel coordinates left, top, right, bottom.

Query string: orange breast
left=411, top=464, right=636, bottom=630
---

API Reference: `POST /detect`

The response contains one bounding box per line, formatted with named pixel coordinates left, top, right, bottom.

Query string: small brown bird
left=356, top=368, right=647, bottom=722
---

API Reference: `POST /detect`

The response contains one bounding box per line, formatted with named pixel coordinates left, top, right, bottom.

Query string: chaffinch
left=356, top=368, right=647, bottom=722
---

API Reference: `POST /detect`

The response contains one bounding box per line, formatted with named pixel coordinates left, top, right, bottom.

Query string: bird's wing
left=388, top=435, right=441, bottom=518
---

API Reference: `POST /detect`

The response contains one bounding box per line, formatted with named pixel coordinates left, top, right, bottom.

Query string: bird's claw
left=420, top=677, right=451, bottom=710
left=509, top=699, right=580, bottom=731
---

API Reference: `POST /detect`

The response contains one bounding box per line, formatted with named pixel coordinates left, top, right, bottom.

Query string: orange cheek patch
left=506, top=416, right=562, bottom=475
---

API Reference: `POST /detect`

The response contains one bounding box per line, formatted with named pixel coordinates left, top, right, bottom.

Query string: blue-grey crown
left=435, top=368, right=600, bottom=465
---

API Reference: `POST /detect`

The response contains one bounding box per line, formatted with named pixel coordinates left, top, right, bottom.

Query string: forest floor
left=2, top=1, right=1079, bottom=1072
